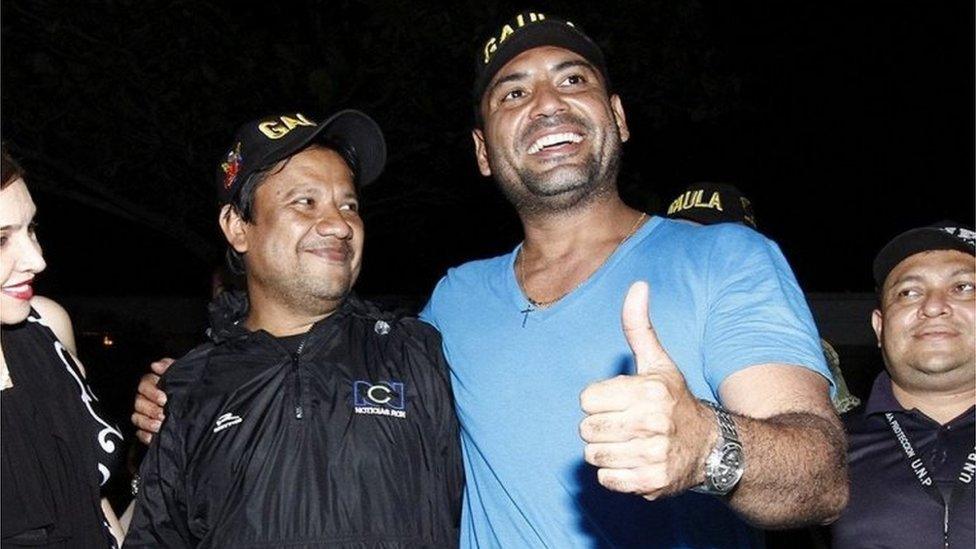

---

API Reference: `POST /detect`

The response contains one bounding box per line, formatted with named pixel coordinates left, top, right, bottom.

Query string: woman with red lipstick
left=0, top=147, right=124, bottom=547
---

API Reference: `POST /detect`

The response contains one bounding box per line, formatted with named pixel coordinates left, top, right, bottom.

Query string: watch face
left=712, top=444, right=745, bottom=492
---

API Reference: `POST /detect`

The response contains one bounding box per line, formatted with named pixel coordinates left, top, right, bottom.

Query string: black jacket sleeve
left=124, top=372, right=198, bottom=547
left=441, top=377, right=464, bottom=535
left=425, top=325, right=465, bottom=533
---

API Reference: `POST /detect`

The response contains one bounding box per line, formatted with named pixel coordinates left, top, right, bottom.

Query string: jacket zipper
left=292, top=338, right=307, bottom=420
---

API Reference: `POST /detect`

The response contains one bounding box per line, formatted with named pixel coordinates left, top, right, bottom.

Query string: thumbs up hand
left=579, top=281, right=717, bottom=500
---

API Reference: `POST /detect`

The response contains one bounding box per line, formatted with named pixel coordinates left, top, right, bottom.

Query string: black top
left=1, top=309, right=123, bottom=548
left=832, top=372, right=975, bottom=548
left=125, top=292, right=463, bottom=548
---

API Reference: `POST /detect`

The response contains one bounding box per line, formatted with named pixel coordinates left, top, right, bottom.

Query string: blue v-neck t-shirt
left=422, top=216, right=830, bottom=548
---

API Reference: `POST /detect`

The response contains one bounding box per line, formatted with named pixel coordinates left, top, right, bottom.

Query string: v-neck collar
left=506, top=215, right=662, bottom=322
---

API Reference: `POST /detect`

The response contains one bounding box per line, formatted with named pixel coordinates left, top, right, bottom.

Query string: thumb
left=621, top=281, right=674, bottom=375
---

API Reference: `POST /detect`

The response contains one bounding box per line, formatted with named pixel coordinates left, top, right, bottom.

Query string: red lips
left=2, top=279, right=34, bottom=301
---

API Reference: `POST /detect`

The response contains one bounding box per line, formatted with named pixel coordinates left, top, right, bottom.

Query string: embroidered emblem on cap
left=941, top=226, right=976, bottom=247
left=220, top=142, right=243, bottom=190
left=257, top=113, right=315, bottom=140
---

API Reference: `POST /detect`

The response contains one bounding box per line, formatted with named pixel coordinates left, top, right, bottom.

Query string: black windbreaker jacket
left=125, top=293, right=463, bottom=548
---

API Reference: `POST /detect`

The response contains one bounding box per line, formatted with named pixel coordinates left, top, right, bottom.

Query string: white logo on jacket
left=213, top=412, right=243, bottom=433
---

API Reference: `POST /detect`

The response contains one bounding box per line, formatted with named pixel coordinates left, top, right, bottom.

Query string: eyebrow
left=888, top=274, right=923, bottom=288
left=552, top=59, right=598, bottom=75
left=889, top=268, right=975, bottom=288
left=0, top=219, right=29, bottom=231
left=486, top=70, right=530, bottom=98
left=279, top=185, right=358, bottom=202
left=279, top=185, right=321, bottom=202
left=487, top=58, right=602, bottom=99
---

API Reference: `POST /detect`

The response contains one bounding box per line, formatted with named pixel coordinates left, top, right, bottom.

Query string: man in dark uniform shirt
left=831, top=221, right=975, bottom=548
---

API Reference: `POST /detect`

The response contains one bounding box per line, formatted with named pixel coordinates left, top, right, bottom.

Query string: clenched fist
left=579, top=281, right=718, bottom=500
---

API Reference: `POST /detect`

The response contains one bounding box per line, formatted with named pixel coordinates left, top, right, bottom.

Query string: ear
left=218, top=204, right=249, bottom=254
left=871, top=309, right=884, bottom=349
left=610, top=94, right=630, bottom=143
left=472, top=128, right=492, bottom=176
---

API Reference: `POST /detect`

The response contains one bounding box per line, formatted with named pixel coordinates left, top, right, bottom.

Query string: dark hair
left=1, top=144, right=25, bottom=189
left=221, top=141, right=359, bottom=275
left=222, top=167, right=271, bottom=274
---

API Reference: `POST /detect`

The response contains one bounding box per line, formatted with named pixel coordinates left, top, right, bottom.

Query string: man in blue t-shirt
left=421, top=11, right=846, bottom=547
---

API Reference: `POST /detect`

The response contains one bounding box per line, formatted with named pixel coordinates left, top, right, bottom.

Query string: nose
left=529, top=82, right=568, bottom=119
left=17, top=236, right=46, bottom=275
left=314, top=208, right=353, bottom=240
left=919, top=290, right=951, bottom=318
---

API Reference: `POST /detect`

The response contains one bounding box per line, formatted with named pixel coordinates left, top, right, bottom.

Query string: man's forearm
left=727, top=410, right=848, bottom=529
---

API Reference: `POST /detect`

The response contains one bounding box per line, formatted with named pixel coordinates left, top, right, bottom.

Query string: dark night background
left=1, top=0, right=974, bottom=540
left=4, top=0, right=973, bottom=299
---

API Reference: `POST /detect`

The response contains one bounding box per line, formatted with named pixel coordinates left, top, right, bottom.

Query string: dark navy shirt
left=832, top=372, right=975, bottom=548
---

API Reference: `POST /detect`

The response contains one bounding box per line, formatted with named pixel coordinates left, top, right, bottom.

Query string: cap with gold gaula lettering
left=666, top=182, right=757, bottom=229
left=216, top=110, right=386, bottom=204
left=472, top=10, right=608, bottom=107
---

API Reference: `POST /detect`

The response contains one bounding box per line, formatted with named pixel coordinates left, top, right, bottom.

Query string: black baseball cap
left=666, top=182, right=757, bottom=229
left=216, top=110, right=386, bottom=204
left=473, top=10, right=608, bottom=105
left=872, top=221, right=976, bottom=287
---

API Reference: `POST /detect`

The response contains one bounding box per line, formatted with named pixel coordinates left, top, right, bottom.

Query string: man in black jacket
left=124, top=111, right=463, bottom=548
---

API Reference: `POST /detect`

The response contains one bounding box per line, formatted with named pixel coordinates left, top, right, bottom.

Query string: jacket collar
left=206, top=290, right=388, bottom=346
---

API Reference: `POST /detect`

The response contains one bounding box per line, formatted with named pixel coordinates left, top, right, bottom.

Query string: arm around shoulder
left=125, top=399, right=195, bottom=546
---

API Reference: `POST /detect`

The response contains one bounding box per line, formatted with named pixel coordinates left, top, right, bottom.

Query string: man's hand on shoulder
left=132, top=358, right=173, bottom=445
left=579, top=281, right=717, bottom=499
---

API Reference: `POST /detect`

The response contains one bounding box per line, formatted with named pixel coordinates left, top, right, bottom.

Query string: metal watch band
left=702, top=399, right=740, bottom=444
left=691, top=399, right=745, bottom=496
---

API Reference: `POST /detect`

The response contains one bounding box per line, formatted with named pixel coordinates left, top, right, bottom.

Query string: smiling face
left=0, top=178, right=46, bottom=325
left=220, top=146, right=363, bottom=322
left=872, top=250, right=976, bottom=392
left=473, top=46, right=629, bottom=216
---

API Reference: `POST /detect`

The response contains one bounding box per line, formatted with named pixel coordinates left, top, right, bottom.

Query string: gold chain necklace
left=517, top=212, right=647, bottom=311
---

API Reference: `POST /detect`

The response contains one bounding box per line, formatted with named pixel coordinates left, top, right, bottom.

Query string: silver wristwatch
left=691, top=400, right=745, bottom=496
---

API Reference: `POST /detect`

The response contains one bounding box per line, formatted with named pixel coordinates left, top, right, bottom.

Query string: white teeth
left=527, top=132, right=583, bottom=154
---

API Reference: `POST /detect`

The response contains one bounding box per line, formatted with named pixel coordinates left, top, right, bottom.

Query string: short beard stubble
left=489, top=113, right=624, bottom=218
